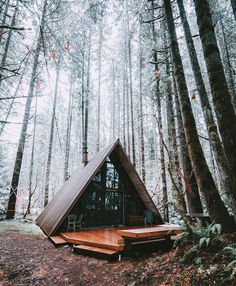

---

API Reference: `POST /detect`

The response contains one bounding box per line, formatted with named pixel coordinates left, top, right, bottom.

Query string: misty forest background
left=1, top=0, right=236, bottom=230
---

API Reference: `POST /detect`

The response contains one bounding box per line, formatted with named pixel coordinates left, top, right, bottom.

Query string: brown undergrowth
left=0, top=220, right=235, bottom=286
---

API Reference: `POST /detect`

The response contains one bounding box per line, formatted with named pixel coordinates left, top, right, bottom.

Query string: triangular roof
left=36, top=139, right=163, bottom=236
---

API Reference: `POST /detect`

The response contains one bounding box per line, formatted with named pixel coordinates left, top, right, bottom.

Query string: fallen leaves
left=0, top=221, right=235, bottom=286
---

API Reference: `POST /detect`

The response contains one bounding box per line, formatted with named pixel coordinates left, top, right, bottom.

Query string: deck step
left=50, top=235, right=67, bottom=245
left=74, top=245, right=118, bottom=255
left=60, top=233, right=123, bottom=251
left=131, top=237, right=167, bottom=245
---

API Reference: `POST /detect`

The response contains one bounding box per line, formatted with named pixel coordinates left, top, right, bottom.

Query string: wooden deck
left=61, top=227, right=124, bottom=251
left=117, top=224, right=183, bottom=239
left=59, top=224, right=183, bottom=256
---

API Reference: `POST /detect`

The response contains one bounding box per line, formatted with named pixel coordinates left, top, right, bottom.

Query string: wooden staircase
left=73, top=245, right=119, bottom=259
left=60, top=232, right=123, bottom=250
left=59, top=229, right=124, bottom=259
left=50, top=235, right=67, bottom=245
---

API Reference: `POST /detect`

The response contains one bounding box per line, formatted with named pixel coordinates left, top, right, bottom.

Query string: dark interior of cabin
left=61, top=157, right=146, bottom=229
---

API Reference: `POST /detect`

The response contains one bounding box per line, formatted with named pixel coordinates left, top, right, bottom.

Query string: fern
left=176, top=220, right=223, bottom=249
left=199, top=237, right=211, bottom=248
left=176, top=221, right=225, bottom=263
left=230, top=270, right=236, bottom=281
left=224, top=244, right=236, bottom=259
left=227, top=260, right=236, bottom=269
left=182, top=245, right=200, bottom=263
left=208, top=224, right=222, bottom=236
left=226, top=258, right=236, bottom=281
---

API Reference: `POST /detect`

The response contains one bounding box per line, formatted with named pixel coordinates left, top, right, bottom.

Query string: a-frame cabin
left=36, top=140, right=182, bottom=257
left=36, top=139, right=163, bottom=236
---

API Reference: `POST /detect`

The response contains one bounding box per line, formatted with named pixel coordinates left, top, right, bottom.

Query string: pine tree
left=44, top=57, right=61, bottom=206
left=6, top=0, right=48, bottom=219
left=163, top=0, right=235, bottom=231
left=177, top=0, right=236, bottom=217
left=230, top=0, right=236, bottom=20
left=194, top=0, right=236, bottom=213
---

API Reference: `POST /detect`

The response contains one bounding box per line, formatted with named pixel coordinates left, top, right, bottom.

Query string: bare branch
left=0, top=25, right=31, bottom=31
left=142, top=13, right=164, bottom=23
left=0, top=96, right=29, bottom=101
left=149, top=55, right=170, bottom=65
left=152, top=47, right=170, bottom=53
left=0, top=66, right=20, bottom=74
left=0, top=94, right=43, bottom=101
left=0, top=120, right=22, bottom=124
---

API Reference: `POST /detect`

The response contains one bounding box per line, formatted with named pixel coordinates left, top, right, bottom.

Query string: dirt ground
left=0, top=220, right=235, bottom=286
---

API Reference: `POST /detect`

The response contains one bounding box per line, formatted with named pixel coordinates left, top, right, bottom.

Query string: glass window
left=106, top=161, right=119, bottom=189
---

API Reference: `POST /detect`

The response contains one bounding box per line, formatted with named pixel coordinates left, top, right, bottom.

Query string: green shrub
left=176, top=221, right=222, bottom=263
left=224, top=244, right=236, bottom=280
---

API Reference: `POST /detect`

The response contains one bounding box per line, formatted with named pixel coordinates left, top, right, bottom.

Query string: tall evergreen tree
left=44, top=57, right=61, bottom=206
left=230, top=0, right=236, bottom=20
left=194, top=0, right=236, bottom=212
left=177, top=0, right=236, bottom=217
left=163, top=0, right=235, bottom=231
left=6, top=0, right=48, bottom=219
left=173, top=78, right=203, bottom=214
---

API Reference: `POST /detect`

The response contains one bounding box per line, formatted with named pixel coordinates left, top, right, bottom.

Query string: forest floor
left=0, top=220, right=235, bottom=286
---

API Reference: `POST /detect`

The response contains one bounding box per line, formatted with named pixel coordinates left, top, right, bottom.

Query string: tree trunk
left=219, top=17, right=236, bottom=111
left=83, top=27, right=91, bottom=164
left=6, top=0, right=48, bottom=219
left=24, top=90, right=38, bottom=217
left=165, top=54, right=187, bottom=216
left=157, top=89, right=168, bottom=222
left=150, top=0, right=168, bottom=221
left=125, top=59, right=130, bottom=156
left=64, top=79, right=73, bottom=181
left=0, top=0, right=19, bottom=83
left=124, top=3, right=130, bottom=156
left=231, top=0, right=236, bottom=20
left=173, top=77, right=203, bottom=214
left=44, top=58, right=61, bottom=206
left=127, top=36, right=136, bottom=166
left=153, top=51, right=168, bottom=222
left=139, top=21, right=146, bottom=184
left=163, top=0, right=235, bottom=231
left=110, top=60, right=116, bottom=141
left=177, top=0, right=236, bottom=217
left=81, top=33, right=86, bottom=161
left=0, top=54, right=30, bottom=137
left=0, top=0, right=10, bottom=46
left=117, top=75, right=121, bottom=140
left=96, top=24, right=102, bottom=152
left=122, top=60, right=126, bottom=150
left=194, top=0, right=236, bottom=206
